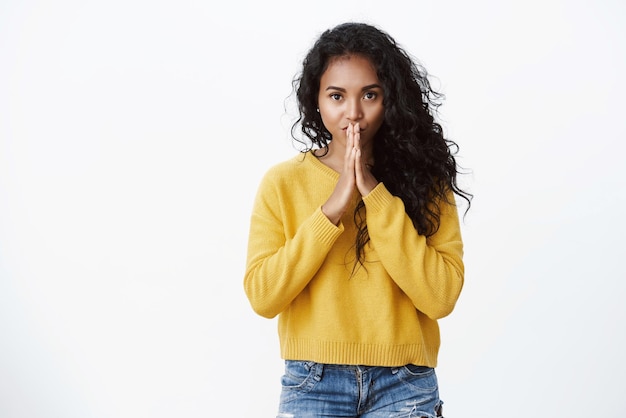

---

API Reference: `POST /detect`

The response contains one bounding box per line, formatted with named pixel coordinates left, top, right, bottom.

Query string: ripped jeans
left=277, top=361, right=444, bottom=418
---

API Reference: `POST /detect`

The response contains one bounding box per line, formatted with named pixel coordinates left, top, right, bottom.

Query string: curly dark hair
left=291, top=22, right=472, bottom=266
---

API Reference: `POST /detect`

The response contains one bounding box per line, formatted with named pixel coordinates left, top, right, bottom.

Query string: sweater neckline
left=305, top=150, right=340, bottom=180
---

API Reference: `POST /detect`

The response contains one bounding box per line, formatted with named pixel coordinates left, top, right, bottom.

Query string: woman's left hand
left=352, top=123, right=379, bottom=196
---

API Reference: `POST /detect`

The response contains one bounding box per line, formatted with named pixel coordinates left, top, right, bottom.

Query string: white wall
left=1, top=1, right=624, bottom=416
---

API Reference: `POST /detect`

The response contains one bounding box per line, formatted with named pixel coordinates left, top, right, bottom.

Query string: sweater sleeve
left=363, top=183, right=464, bottom=320
left=243, top=173, right=343, bottom=319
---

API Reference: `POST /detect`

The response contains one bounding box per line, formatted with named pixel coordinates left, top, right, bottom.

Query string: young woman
left=244, top=22, right=471, bottom=418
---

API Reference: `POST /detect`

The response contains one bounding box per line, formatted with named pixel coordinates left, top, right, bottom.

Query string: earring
left=316, top=108, right=320, bottom=113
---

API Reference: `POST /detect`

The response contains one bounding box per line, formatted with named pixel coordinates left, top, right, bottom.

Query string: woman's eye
left=330, top=93, right=342, bottom=101
left=364, top=92, right=377, bottom=100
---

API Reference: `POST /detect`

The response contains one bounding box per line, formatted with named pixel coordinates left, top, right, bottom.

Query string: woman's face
left=317, top=54, right=385, bottom=149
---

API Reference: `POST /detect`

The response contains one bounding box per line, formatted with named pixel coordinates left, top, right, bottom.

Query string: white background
left=1, top=0, right=625, bottom=416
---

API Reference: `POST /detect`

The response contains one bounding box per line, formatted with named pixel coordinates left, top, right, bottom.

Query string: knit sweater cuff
left=362, top=182, right=394, bottom=214
left=309, top=206, right=344, bottom=247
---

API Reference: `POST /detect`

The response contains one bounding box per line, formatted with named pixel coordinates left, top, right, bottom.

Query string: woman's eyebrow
left=324, top=84, right=382, bottom=92
left=361, top=84, right=382, bottom=91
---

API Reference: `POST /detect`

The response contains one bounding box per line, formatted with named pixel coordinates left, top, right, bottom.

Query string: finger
left=355, top=147, right=367, bottom=179
left=346, top=124, right=355, bottom=148
left=354, top=147, right=362, bottom=179
left=345, top=123, right=354, bottom=159
left=353, top=123, right=360, bottom=152
left=347, top=146, right=357, bottom=175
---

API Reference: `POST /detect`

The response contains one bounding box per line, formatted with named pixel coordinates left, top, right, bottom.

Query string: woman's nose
left=346, top=99, right=363, bottom=121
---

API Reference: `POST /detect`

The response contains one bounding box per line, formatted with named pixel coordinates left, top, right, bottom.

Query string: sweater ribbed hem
left=281, top=338, right=439, bottom=368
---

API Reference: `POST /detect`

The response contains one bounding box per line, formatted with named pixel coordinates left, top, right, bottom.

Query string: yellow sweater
left=244, top=151, right=464, bottom=367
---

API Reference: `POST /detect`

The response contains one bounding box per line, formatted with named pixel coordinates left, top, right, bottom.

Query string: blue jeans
left=277, top=361, right=444, bottom=418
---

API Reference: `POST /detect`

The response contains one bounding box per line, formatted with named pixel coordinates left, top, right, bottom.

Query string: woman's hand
left=352, top=123, right=379, bottom=196
left=321, top=123, right=378, bottom=225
